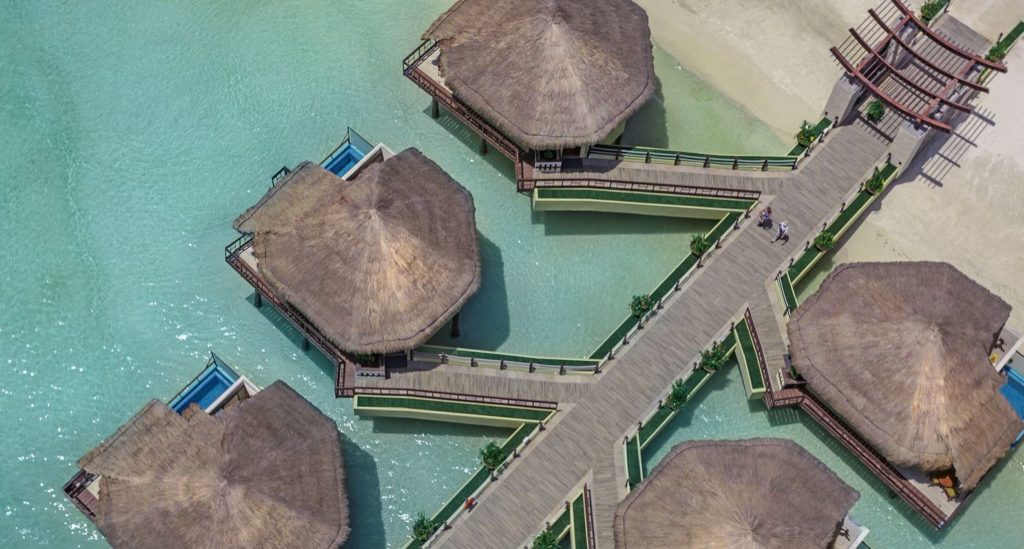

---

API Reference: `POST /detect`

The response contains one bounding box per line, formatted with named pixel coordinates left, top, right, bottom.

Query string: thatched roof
left=424, top=0, right=655, bottom=150
left=789, top=262, right=1020, bottom=491
left=77, top=381, right=348, bottom=549
left=614, top=439, right=858, bottom=548
left=234, top=148, right=480, bottom=354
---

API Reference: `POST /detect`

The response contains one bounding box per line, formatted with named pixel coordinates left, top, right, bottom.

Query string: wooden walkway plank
left=434, top=123, right=890, bottom=548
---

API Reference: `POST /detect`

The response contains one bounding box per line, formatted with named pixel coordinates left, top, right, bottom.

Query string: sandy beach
left=820, top=41, right=1024, bottom=328
left=636, top=0, right=1024, bottom=138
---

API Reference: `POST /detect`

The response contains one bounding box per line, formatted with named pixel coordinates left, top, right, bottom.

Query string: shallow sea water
left=12, top=1, right=1015, bottom=548
left=644, top=362, right=1024, bottom=548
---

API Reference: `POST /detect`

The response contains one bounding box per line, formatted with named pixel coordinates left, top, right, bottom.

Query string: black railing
left=225, top=232, right=254, bottom=260
left=402, top=39, right=437, bottom=72
left=271, top=166, right=291, bottom=185
left=588, top=144, right=799, bottom=171
left=521, top=176, right=761, bottom=201
left=352, top=387, right=558, bottom=410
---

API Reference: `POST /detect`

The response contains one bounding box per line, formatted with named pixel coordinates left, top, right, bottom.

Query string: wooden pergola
left=830, top=0, right=1006, bottom=132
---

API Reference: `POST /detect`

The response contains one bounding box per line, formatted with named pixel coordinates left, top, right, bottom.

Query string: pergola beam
left=867, top=9, right=988, bottom=92
left=849, top=28, right=972, bottom=114
left=830, top=46, right=952, bottom=132
left=889, top=0, right=1007, bottom=72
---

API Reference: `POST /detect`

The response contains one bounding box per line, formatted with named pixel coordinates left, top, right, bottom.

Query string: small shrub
left=412, top=513, right=439, bottom=542
left=987, top=41, right=1009, bottom=62
left=480, top=441, right=504, bottom=472
left=667, top=379, right=688, bottom=410
left=814, top=231, right=837, bottom=251
left=865, top=167, right=886, bottom=194
left=700, top=341, right=729, bottom=373
left=532, top=529, right=560, bottom=549
left=920, top=0, right=944, bottom=23
left=630, top=294, right=654, bottom=318
left=866, top=100, right=886, bottom=123
left=690, top=234, right=711, bottom=257
left=795, top=120, right=815, bottom=147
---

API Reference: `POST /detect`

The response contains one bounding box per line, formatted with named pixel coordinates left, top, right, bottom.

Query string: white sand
left=827, top=42, right=1024, bottom=328
left=638, top=0, right=1024, bottom=325
left=636, top=0, right=1023, bottom=137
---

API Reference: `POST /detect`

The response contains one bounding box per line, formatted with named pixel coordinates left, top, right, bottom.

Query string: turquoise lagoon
left=7, top=1, right=1017, bottom=549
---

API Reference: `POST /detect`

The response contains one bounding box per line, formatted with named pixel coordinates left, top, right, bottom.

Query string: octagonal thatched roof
left=235, top=148, right=480, bottom=354
left=78, top=381, right=348, bottom=548
left=614, top=438, right=859, bottom=548
left=424, top=0, right=655, bottom=150
left=789, top=262, right=1020, bottom=490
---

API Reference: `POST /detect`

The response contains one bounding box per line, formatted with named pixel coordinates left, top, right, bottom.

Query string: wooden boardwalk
left=357, top=364, right=593, bottom=404
left=433, top=121, right=890, bottom=547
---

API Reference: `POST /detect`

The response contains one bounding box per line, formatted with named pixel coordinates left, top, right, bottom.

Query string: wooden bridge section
left=831, top=0, right=1002, bottom=132
left=433, top=118, right=894, bottom=548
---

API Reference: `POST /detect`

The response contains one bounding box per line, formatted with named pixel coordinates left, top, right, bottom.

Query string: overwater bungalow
left=405, top=0, right=654, bottom=173
left=63, top=372, right=348, bottom=548
left=788, top=262, right=1022, bottom=521
left=227, top=146, right=481, bottom=395
left=614, top=438, right=864, bottom=548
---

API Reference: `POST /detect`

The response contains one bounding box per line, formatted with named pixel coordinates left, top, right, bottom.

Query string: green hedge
left=626, top=436, right=643, bottom=488
left=735, top=319, right=765, bottom=392
left=638, top=405, right=674, bottom=447
left=356, top=396, right=551, bottom=421
left=571, top=492, right=587, bottom=549
left=780, top=273, right=799, bottom=311
left=536, top=188, right=756, bottom=211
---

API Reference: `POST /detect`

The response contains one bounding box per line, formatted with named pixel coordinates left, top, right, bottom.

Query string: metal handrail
left=352, top=386, right=558, bottom=410
left=522, top=177, right=761, bottom=201
left=587, top=143, right=799, bottom=171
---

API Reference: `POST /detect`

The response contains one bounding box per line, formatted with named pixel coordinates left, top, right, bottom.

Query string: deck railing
left=224, top=234, right=355, bottom=397
left=519, top=176, right=761, bottom=201
left=167, top=352, right=238, bottom=407
left=402, top=40, right=523, bottom=162
left=583, top=484, right=596, bottom=549
left=352, top=386, right=558, bottom=410
left=587, top=144, right=799, bottom=171
left=320, top=126, right=373, bottom=168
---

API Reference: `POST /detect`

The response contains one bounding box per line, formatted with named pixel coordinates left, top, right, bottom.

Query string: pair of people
left=758, top=207, right=789, bottom=242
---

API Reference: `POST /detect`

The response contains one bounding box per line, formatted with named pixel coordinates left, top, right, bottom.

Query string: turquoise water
left=643, top=362, right=1024, bottom=548
left=0, top=1, right=788, bottom=547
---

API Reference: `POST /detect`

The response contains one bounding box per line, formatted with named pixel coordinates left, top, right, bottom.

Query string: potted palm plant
left=866, top=100, right=886, bottom=123
left=630, top=294, right=654, bottom=320
left=480, top=441, right=504, bottom=480
left=532, top=530, right=560, bottom=549
left=864, top=167, right=885, bottom=195
left=667, top=379, right=688, bottom=410
left=795, top=120, right=815, bottom=147
left=412, top=513, right=439, bottom=542
left=690, top=234, right=711, bottom=257
left=700, top=342, right=728, bottom=373
left=814, top=231, right=836, bottom=252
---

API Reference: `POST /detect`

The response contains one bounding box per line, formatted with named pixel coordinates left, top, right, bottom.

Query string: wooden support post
left=762, top=159, right=768, bottom=171
left=253, top=291, right=262, bottom=308
left=429, top=99, right=440, bottom=119
left=529, top=362, right=535, bottom=373
left=478, top=137, right=488, bottom=155
left=301, top=337, right=310, bottom=351
left=732, top=158, right=739, bottom=170
left=644, top=151, right=651, bottom=164
left=703, top=156, right=710, bottom=168
left=450, top=312, right=461, bottom=338
left=674, top=153, right=681, bottom=166
left=559, top=364, right=566, bottom=375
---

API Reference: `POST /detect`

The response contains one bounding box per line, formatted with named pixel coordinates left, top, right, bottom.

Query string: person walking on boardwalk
left=774, top=221, right=789, bottom=242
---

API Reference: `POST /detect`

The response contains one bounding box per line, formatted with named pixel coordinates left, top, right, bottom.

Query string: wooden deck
left=433, top=120, right=891, bottom=548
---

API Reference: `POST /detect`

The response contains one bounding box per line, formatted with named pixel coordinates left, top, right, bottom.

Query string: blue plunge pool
left=321, top=128, right=373, bottom=177
left=168, top=356, right=240, bottom=414
left=1000, top=364, right=1024, bottom=447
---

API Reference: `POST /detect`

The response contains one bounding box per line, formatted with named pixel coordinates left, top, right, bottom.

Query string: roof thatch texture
left=424, top=0, right=655, bottom=150
left=78, top=381, right=348, bottom=549
left=614, top=438, right=859, bottom=548
left=234, top=148, right=480, bottom=354
left=789, top=262, right=1020, bottom=491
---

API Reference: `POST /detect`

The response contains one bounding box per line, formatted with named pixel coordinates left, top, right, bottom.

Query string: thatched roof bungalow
left=74, top=381, right=349, bottom=548
left=789, top=262, right=1021, bottom=491
left=423, top=0, right=655, bottom=156
left=234, top=148, right=481, bottom=356
left=614, top=438, right=859, bottom=548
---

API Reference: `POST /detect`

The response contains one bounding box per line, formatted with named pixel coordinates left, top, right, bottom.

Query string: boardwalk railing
left=518, top=176, right=761, bottom=201
left=403, top=40, right=523, bottom=163
left=352, top=386, right=558, bottom=410
left=224, top=234, right=355, bottom=397
left=587, top=144, right=799, bottom=171
left=414, top=346, right=599, bottom=375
